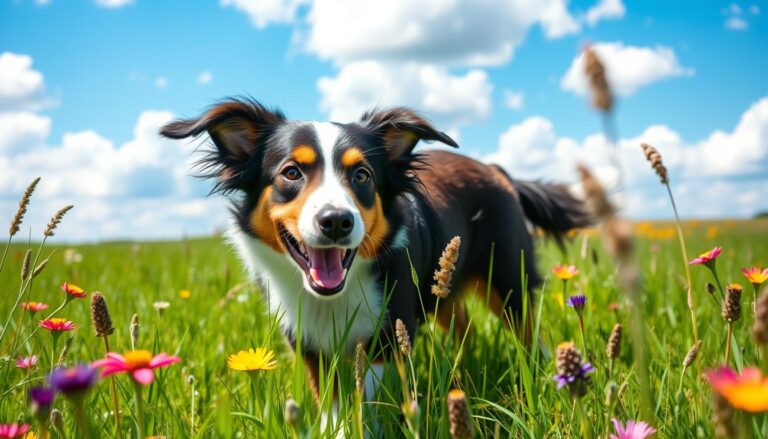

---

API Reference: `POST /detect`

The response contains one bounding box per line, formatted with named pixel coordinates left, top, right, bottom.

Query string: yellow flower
left=742, top=267, right=768, bottom=285
left=228, top=348, right=277, bottom=372
left=179, top=290, right=191, bottom=299
left=552, top=264, right=579, bottom=281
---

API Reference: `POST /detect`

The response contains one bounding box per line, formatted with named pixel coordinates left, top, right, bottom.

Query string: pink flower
left=552, top=264, right=579, bottom=281
left=16, top=355, right=37, bottom=369
left=61, top=282, right=87, bottom=299
left=742, top=266, right=768, bottom=285
left=39, top=318, right=76, bottom=332
left=688, top=246, right=722, bottom=265
left=92, top=350, right=181, bottom=386
left=0, top=423, right=29, bottom=438
left=20, top=301, right=48, bottom=312
left=610, top=419, right=656, bottom=439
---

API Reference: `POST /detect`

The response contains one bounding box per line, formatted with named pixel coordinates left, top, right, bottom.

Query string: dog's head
left=160, top=98, right=457, bottom=298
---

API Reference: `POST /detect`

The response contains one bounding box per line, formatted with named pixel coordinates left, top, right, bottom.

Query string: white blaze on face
left=297, top=122, right=365, bottom=249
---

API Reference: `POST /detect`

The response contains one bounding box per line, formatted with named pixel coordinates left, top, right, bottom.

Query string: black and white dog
left=160, top=98, right=590, bottom=410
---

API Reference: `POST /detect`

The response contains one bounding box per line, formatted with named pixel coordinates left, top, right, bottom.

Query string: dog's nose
left=316, top=207, right=354, bottom=241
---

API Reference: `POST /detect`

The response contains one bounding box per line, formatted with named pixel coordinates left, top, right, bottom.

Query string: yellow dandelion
left=179, top=289, right=191, bottom=299
left=227, top=348, right=278, bottom=372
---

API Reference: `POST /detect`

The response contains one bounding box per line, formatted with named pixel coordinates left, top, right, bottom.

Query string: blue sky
left=1, top=0, right=766, bottom=241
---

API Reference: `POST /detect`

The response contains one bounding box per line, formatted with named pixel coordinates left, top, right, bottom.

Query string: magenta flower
left=688, top=246, right=722, bottom=266
left=610, top=419, right=656, bottom=439
left=0, top=423, right=29, bottom=438
left=16, top=355, right=37, bottom=369
left=92, top=350, right=181, bottom=385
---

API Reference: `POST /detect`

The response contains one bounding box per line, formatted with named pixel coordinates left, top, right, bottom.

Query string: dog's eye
left=353, top=168, right=371, bottom=185
left=281, top=166, right=302, bottom=181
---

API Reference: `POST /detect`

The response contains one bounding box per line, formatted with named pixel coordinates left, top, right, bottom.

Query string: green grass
left=1, top=219, right=767, bottom=437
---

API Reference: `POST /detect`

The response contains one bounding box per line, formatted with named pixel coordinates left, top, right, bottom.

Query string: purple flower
left=553, top=363, right=595, bottom=389
left=566, top=294, right=587, bottom=311
left=48, top=365, right=98, bottom=396
left=29, top=387, right=55, bottom=417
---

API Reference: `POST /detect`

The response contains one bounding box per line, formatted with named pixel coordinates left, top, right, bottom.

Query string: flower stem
left=133, top=382, right=146, bottom=439
left=577, top=315, right=587, bottom=355
left=725, top=323, right=733, bottom=365
left=104, top=337, right=122, bottom=439
left=710, top=267, right=725, bottom=302
left=73, top=401, right=94, bottom=439
left=50, top=333, right=60, bottom=369
left=666, top=183, right=698, bottom=344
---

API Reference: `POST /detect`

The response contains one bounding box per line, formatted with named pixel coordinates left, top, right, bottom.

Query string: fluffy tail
left=492, top=165, right=593, bottom=245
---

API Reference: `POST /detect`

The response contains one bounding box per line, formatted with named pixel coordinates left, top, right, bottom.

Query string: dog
left=160, top=97, right=591, bottom=415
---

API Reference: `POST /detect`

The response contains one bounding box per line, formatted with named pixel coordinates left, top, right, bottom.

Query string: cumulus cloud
left=305, top=0, right=580, bottom=67
left=221, top=0, right=308, bottom=28
left=484, top=96, right=768, bottom=218
left=503, top=90, right=525, bottom=110
left=0, top=52, right=51, bottom=112
left=0, top=112, right=51, bottom=154
left=561, top=42, right=694, bottom=97
left=317, top=61, right=492, bottom=128
left=584, top=0, right=625, bottom=27
left=197, top=71, right=213, bottom=85
left=94, top=0, right=134, bottom=8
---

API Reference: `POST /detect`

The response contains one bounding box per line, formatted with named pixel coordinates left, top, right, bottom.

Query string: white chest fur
left=227, top=227, right=383, bottom=354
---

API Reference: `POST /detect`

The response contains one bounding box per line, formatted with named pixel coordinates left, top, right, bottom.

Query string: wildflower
left=566, top=294, right=587, bottom=313
left=753, top=287, right=768, bottom=344
left=39, top=318, right=76, bottom=332
left=705, top=366, right=768, bottom=412
left=48, top=365, right=98, bottom=397
left=688, top=246, right=722, bottom=266
left=446, top=389, right=473, bottom=439
left=90, top=292, right=114, bottom=337
left=20, top=302, right=48, bottom=313
left=93, top=350, right=182, bottom=385
left=16, top=355, right=38, bottom=369
left=152, top=301, right=170, bottom=314
left=608, top=302, right=620, bottom=312
left=610, top=419, right=656, bottom=439
left=552, top=264, right=579, bottom=281
left=432, top=236, right=461, bottom=299
left=179, top=289, right=191, bottom=299
left=61, top=282, right=87, bottom=299
left=0, top=423, right=30, bottom=438
left=742, top=267, right=768, bottom=286
left=395, top=318, right=411, bottom=356
left=722, top=284, right=742, bottom=323
left=227, top=348, right=277, bottom=373
left=554, top=341, right=594, bottom=398
left=29, top=387, right=55, bottom=419
left=606, top=324, right=622, bottom=360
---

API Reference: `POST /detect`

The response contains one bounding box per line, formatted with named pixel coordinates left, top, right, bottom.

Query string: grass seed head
left=607, top=323, right=622, bottom=359
left=130, top=313, right=140, bottom=347
left=583, top=46, right=614, bottom=112
left=50, top=409, right=64, bottom=432
left=722, top=284, right=743, bottom=323
left=432, top=236, right=461, bottom=299
left=43, top=205, right=73, bottom=237
left=447, top=389, right=473, bottom=439
left=683, top=340, right=702, bottom=369
left=752, top=286, right=768, bottom=344
left=57, top=334, right=75, bottom=366
left=9, top=177, right=40, bottom=237
left=354, top=342, right=366, bottom=394
left=20, top=249, right=31, bottom=281
left=555, top=342, right=594, bottom=398
left=640, top=143, right=669, bottom=185
left=90, top=292, right=114, bottom=337
left=395, top=318, right=411, bottom=356
left=284, top=398, right=301, bottom=427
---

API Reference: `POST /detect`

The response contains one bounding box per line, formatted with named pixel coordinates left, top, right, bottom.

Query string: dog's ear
left=160, top=98, right=285, bottom=191
left=360, top=107, right=458, bottom=160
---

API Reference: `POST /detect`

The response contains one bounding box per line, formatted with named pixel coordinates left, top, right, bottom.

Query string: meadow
left=1, top=209, right=767, bottom=437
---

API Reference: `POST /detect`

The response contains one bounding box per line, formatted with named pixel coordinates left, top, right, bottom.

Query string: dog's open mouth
left=279, top=226, right=357, bottom=296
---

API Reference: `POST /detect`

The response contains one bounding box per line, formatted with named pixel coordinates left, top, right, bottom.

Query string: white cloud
left=561, top=42, right=694, bottom=97
left=0, top=112, right=51, bottom=154
left=197, top=71, right=213, bottom=85
left=503, top=90, right=525, bottom=110
left=317, top=61, right=492, bottom=128
left=304, top=0, right=580, bottom=67
left=154, top=76, right=168, bottom=89
left=221, top=0, right=308, bottom=28
left=723, top=3, right=756, bottom=30
left=484, top=96, right=768, bottom=218
left=584, top=0, right=625, bottom=27
left=94, top=0, right=134, bottom=8
left=725, top=16, right=748, bottom=30
left=0, top=52, right=51, bottom=112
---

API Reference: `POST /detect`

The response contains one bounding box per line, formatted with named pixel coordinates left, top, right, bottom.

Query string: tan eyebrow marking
left=341, top=147, right=364, bottom=167
left=292, top=145, right=317, bottom=164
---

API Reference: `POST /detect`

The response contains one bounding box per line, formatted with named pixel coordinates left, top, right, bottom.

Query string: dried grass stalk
left=9, top=177, right=40, bottom=237
left=432, top=236, right=461, bottom=299
left=44, top=205, right=73, bottom=237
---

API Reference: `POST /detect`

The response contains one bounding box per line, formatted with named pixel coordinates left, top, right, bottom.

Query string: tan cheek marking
left=292, top=145, right=317, bottom=165
left=249, top=186, right=282, bottom=253
left=357, top=194, right=390, bottom=259
left=341, top=148, right=364, bottom=168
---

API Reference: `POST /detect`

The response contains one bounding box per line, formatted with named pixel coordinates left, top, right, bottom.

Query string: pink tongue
left=307, top=247, right=345, bottom=289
